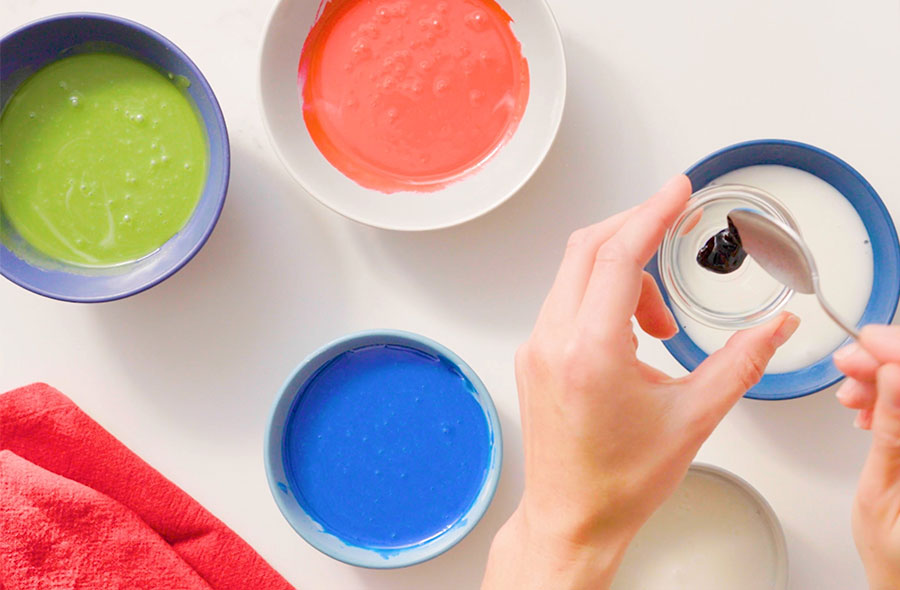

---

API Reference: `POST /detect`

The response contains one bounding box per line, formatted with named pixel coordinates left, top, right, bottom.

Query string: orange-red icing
left=299, top=0, right=529, bottom=193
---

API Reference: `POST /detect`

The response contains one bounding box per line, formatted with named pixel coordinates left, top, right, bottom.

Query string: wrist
left=482, top=504, right=635, bottom=590
left=518, top=489, right=644, bottom=549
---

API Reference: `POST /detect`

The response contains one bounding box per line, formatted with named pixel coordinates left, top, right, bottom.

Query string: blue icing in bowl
left=265, top=330, right=502, bottom=568
left=283, top=344, right=491, bottom=549
left=647, top=139, right=900, bottom=400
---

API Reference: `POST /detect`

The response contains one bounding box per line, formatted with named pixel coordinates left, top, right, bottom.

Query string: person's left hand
left=482, top=175, right=800, bottom=589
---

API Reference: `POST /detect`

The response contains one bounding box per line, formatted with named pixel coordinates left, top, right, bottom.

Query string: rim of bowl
left=0, top=12, right=230, bottom=302
left=689, top=462, right=789, bottom=590
left=256, top=0, right=567, bottom=232
left=647, top=139, right=900, bottom=400
left=263, top=329, right=503, bottom=568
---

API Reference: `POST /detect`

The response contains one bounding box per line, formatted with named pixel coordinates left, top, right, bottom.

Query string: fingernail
left=662, top=174, right=680, bottom=188
left=659, top=173, right=690, bottom=195
left=667, top=310, right=680, bottom=335
left=833, top=343, right=858, bottom=362
left=853, top=414, right=862, bottom=429
left=772, top=314, right=801, bottom=348
left=835, top=386, right=848, bottom=403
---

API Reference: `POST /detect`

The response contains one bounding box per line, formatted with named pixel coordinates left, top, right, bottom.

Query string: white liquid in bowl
left=611, top=469, right=784, bottom=590
left=676, top=165, right=873, bottom=373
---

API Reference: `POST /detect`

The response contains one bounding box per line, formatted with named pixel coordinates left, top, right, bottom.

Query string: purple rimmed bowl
left=0, top=13, right=229, bottom=302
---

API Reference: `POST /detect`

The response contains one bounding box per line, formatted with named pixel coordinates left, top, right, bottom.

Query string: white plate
left=258, top=0, right=566, bottom=231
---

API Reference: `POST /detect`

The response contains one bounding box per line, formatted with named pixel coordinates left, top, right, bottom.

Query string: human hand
left=834, top=325, right=900, bottom=590
left=481, top=175, right=800, bottom=590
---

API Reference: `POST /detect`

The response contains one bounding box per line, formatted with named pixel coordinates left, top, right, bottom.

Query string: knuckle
left=566, top=228, right=588, bottom=250
left=516, top=339, right=552, bottom=377
left=515, top=342, right=536, bottom=373
left=559, top=341, right=593, bottom=391
left=513, top=346, right=524, bottom=368
left=737, top=352, right=769, bottom=391
left=853, top=483, right=883, bottom=516
left=596, top=241, right=637, bottom=269
left=559, top=341, right=581, bottom=372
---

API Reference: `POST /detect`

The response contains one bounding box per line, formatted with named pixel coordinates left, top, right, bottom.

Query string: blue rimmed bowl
left=264, top=330, right=503, bottom=568
left=0, top=13, right=229, bottom=302
left=648, top=139, right=900, bottom=400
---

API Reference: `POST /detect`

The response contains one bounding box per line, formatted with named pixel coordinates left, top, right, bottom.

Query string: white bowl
left=258, top=0, right=566, bottom=231
left=612, top=463, right=788, bottom=590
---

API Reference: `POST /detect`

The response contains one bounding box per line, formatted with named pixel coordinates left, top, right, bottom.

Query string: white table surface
left=3, top=1, right=899, bottom=588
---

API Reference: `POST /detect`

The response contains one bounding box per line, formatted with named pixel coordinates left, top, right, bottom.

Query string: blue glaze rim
left=264, top=330, right=503, bottom=569
left=0, top=13, right=230, bottom=302
left=647, top=139, right=900, bottom=400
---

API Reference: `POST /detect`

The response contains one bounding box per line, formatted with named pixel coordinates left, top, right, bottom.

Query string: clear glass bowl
left=658, top=184, right=800, bottom=330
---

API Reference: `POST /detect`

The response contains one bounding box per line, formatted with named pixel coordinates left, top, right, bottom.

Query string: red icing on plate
left=299, top=0, right=529, bottom=193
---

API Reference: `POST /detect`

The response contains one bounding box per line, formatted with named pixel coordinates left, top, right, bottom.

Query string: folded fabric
left=0, top=383, right=293, bottom=590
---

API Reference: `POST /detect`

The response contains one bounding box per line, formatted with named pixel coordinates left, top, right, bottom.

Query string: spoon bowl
left=728, top=208, right=860, bottom=339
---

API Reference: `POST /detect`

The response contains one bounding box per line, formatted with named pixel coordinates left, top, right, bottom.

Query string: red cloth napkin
left=0, top=383, right=293, bottom=590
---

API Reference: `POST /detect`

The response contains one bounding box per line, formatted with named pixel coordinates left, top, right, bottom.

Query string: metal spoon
left=727, top=208, right=859, bottom=340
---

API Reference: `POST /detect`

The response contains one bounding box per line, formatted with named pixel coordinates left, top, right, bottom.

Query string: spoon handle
left=815, top=289, right=860, bottom=341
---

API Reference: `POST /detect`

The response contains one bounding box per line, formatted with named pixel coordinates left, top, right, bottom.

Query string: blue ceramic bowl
left=648, top=139, right=900, bottom=400
left=264, top=330, right=503, bottom=568
left=0, top=13, right=229, bottom=302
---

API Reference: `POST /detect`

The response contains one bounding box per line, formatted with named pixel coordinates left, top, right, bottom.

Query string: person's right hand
left=834, top=325, right=900, bottom=590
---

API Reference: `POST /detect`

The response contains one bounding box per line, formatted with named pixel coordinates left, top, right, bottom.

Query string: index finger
left=538, top=206, right=637, bottom=326
left=577, top=174, right=691, bottom=336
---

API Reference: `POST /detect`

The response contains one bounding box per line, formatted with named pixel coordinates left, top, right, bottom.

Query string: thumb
left=683, top=312, right=800, bottom=426
left=864, top=363, right=900, bottom=488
